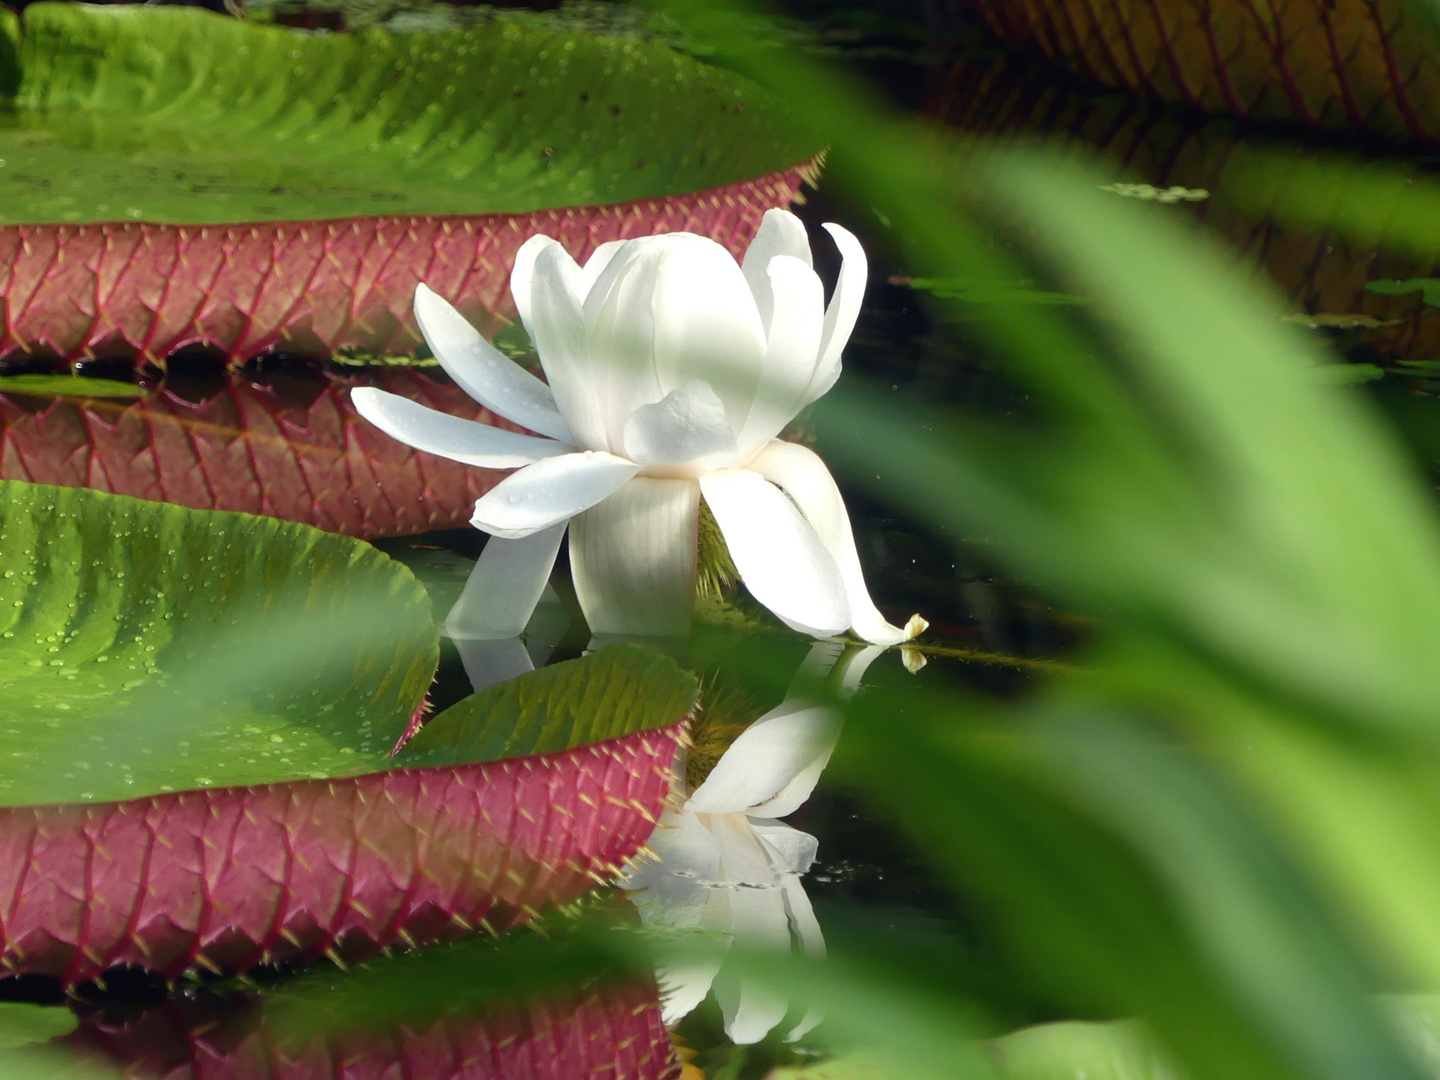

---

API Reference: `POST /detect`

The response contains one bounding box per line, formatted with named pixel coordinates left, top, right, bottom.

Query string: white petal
left=792, top=639, right=847, bottom=687
left=441, top=522, right=567, bottom=640
left=805, top=223, right=868, bottom=407
left=412, top=283, right=572, bottom=442
left=569, top=477, right=700, bottom=637
left=452, top=636, right=536, bottom=694
left=835, top=643, right=889, bottom=698
left=751, top=820, right=821, bottom=875
left=586, top=234, right=766, bottom=448
left=778, top=874, right=826, bottom=1040
left=656, top=953, right=725, bottom=1027
left=737, top=255, right=825, bottom=456
left=582, top=239, right=629, bottom=286
left=713, top=883, right=794, bottom=1044
left=350, top=387, right=572, bottom=468
left=627, top=809, right=725, bottom=897
left=687, top=701, right=839, bottom=817
left=622, top=379, right=740, bottom=472
left=709, top=812, right=786, bottom=886
left=471, top=451, right=638, bottom=539
left=527, top=242, right=609, bottom=451
left=699, top=468, right=849, bottom=638
left=749, top=441, right=925, bottom=645
left=741, top=209, right=814, bottom=329
left=507, top=233, right=555, bottom=331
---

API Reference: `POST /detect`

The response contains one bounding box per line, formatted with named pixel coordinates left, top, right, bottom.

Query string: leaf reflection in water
left=620, top=641, right=886, bottom=1045
left=65, top=970, right=677, bottom=1080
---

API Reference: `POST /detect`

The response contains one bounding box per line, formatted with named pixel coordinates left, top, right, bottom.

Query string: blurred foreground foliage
left=643, top=0, right=1440, bottom=1077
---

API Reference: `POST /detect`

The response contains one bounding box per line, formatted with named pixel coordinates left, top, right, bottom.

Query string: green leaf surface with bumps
left=399, top=644, right=699, bottom=766
left=0, top=3, right=813, bottom=224
left=0, top=480, right=438, bottom=807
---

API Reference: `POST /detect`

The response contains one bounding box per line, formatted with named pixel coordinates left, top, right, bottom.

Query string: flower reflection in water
left=620, top=642, right=888, bottom=1045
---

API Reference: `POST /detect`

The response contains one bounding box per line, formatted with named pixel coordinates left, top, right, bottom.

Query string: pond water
left=2, top=1, right=1440, bottom=1077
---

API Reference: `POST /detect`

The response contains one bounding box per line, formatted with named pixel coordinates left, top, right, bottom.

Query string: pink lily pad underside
left=69, top=983, right=680, bottom=1080
left=0, top=370, right=503, bottom=539
left=966, top=0, right=1440, bottom=143
left=0, top=721, right=686, bottom=988
left=0, top=166, right=812, bottom=366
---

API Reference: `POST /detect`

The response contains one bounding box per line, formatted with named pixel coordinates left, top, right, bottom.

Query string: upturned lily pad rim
left=0, top=3, right=818, bottom=225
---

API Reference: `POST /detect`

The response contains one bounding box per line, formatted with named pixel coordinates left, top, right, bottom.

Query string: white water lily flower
left=619, top=642, right=884, bottom=1045
left=352, top=210, right=927, bottom=643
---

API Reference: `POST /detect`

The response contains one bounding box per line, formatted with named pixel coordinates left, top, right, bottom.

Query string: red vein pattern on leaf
left=0, top=369, right=506, bottom=538
left=0, top=166, right=812, bottom=365
left=0, top=720, right=685, bottom=988
left=68, top=982, right=681, bottom=1080
left=963, top=0, right=1440, bottom=143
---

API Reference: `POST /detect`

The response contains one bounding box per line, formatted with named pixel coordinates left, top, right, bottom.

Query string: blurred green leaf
left=0, top=1045, right=116, bottom=1080
left=0, top=1003, right=76, bottom=1049
left=1366, top=279, right=1440, bottom=306
left=990, top=1018, right=1165, bottom=1080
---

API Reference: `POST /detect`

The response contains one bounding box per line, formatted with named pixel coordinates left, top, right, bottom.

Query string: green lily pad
left=0, top=374, right=146, bottom=399
left=0, top=3, right=812, bottom=225
left=0, top=1004, right=76, bottom=1049
left=0, top=480, right=438, bottom=806
left=398, top=642, right=699, bottom=766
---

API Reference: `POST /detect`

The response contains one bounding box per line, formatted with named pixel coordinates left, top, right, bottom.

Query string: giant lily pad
left=931, top=54, right=1440, bottom=365
left=0, top=369, right=501, bottom=538
left=963, top=0, right=1440, bottom=143
left=0, top=4, right=819, bottom=362
left=0, top=480, right=439, bottom=806
left=0, top=485, right=695, bottom=987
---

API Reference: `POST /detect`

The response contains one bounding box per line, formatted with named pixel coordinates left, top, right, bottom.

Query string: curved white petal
left=805, top=223, right=868, bottom=407
left=582, top=239, right=629, bottom=287
left=623, top=813, right=725, bottom=926
left=749, top=441, right=926, bottom=645
left=778, top=873, right=826, bottom=1040
left=713, top=882, right=794, bottom=1044
left=686, top=702, right=838, bottom=817
left=350, top=387, right=572, bottom=468
left=586, top=234, right=766, bottom=448
left=699, top=468, right=849, bottom=638
left=412, top=283, right=571, bottom=442
left=442, top=522, right=566, bottom=640
left=741, top=209, right=814, bottom=329
left=452, top=636, right=536, bottom=694
left=622, top=379, right=740, bottom=472
left=836, top=643, right=889, bottom=697
left=528, top=242, right=608, bottom=451
left=657, top=953, right=726, bottom=1027
left=751, top=820, right=820, bottom=876
left=570, top=477, right=700, bottom=637
left=737, top=255, right=825, bottom=457
left=507, top=233, right=555, bottom=331
left=471, top=451, right=639, bottom=539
